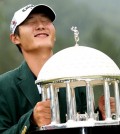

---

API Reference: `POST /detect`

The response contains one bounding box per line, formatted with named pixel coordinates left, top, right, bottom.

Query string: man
left=0, top=3, right=115, bottom=134
left=0, top=4, right=87, bottom=134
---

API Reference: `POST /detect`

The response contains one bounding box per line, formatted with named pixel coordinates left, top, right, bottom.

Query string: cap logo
left=12, top=20, right=17, bottom=26
left=22, top=4, right=34, bottom=12
left=11, top=20, right=17, bottom=31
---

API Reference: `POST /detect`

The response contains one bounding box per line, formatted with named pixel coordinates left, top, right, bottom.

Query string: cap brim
left=30, top=4, right=56, bottom=22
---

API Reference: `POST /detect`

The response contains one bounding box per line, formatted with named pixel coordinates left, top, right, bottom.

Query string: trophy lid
left=36, top=45, right=120, bottom=84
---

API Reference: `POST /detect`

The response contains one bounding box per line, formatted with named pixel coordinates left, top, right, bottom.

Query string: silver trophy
left=35, top=26, right=120, bottom=133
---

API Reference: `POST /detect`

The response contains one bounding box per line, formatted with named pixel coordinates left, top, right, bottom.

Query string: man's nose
left=35, top=21, right=45, bottom=30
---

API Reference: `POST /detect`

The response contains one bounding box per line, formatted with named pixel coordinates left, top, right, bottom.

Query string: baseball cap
left=10, top=4, right=56, bottom=34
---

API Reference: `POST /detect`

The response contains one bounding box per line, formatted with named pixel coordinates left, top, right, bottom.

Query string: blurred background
left=0, top=0, right=120, bottom=74
left=0, top=0, right=120, bottom=107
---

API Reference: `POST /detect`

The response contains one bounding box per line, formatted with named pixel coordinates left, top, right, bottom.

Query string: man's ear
left=10, top=33, right=20, bottom=45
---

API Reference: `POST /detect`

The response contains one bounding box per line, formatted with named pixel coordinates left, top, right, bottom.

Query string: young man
left=0, top=3, right=115, bottom=134
left=0, top=4, right=87, bottom=134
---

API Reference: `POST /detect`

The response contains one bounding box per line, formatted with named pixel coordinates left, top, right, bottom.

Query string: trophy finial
left=71, top=26, right=79, bottom=46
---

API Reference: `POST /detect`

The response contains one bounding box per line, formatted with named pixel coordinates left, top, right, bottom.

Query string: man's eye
left=41, top=18, right=51, bottom=22
left=24, top=19, right=35, bottom=24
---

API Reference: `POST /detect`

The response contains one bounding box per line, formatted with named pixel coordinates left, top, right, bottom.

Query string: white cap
left=10, top=4, right=56, bottom=34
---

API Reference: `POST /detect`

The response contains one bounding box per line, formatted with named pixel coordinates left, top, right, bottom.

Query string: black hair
left=14, top=27, right=22, bottom=53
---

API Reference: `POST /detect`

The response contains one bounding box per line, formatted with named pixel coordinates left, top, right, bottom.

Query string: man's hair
left=14, top=27, right=22, bottom=53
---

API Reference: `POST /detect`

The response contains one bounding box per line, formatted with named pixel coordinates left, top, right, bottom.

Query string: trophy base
left=29, top=125, right=120, bottom=134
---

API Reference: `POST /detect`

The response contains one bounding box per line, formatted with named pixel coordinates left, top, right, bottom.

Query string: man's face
left=16, top=13, right=56, bottom=53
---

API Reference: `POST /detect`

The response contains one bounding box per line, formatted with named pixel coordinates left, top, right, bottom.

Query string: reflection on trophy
left=35, top=26, right=120, bottom=134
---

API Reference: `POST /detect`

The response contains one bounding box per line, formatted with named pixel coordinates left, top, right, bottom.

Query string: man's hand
left=98, top=95, right=115, bottom=120
left=32, top=99, right=51, bottom=127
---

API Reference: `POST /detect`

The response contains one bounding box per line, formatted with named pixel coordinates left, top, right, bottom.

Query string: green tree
left=88, top=26, right=120, bottom=68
